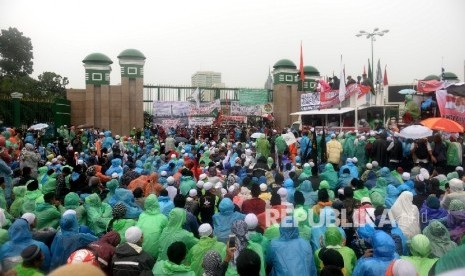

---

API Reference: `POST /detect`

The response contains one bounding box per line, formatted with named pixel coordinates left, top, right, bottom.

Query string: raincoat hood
left=325, top=163, right=335, bottom=172
left=324, top=226, right=343, bottom=246
left=38, top=166, right=48, bottom=175
left=85, top=193, right=102, bottom=207
left=60, top=214, right=79, bottom=233
left=379, top=167, right=391, bottom=177
left=135, top=160, right=143, bottom=168
left=144, top=194, right=161, bottom=215
left=409, top=234, right=432, bottom=257
left=303, top=164, right=312, bottom=175
left=373, top=231, right=396, bottom=258
left=387, top=184, right=399, bottom=197
left=106, top=179, right=119, bottom=192
left=13, top=186, right=26, bottom=197
left=64, top=192, right=80, bottom=209
left=279, top=225, right=299, bottom=240
left=114, top=188, right=134, bottom=203
left=319, top=180, right=330, bottom=190
left=300, top=180, right=313, bottom=192
left=219, top=198, right=234, bottom=215
left=166, top=208, right=186, bottom=230
left=100, top=230, right=121, bottom=246
left=284, top=179, right=294, bottom=188
left=8, top=219, right=32, bottom=242
left=111, top=158, right=122, bottom=167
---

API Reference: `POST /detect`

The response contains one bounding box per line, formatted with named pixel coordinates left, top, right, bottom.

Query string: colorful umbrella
left=398, top=89, right=417, bottom=95
left=399, top=125, right=433, bottom=139
left=251, top=132, right=263, bottom=139
left=29, top=123, right=49, bottom=131
left=420, top=117, right=464, bottom=133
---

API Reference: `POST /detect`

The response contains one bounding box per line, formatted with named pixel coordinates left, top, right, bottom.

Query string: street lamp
left=355, top=28, right=389, bottom=82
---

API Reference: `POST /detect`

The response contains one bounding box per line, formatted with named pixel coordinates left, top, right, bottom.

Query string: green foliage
left=0, top=27, right=34, bottom=76
left=38, top=71, right=69, bottom=99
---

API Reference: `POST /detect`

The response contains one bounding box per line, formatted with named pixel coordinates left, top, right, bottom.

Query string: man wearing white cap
left=199, top=182, right=216, bottom=225
left=166, top=176, right=177, bottom=201
left=185, top=223, right=226, bottom=276
left=112, top=226, right=155, bottom=275
left=441, top=178, right=465, bottom=209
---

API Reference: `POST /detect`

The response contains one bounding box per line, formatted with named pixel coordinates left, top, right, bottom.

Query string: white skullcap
left=196, top=180, right=204, bottom=189
left=167, top=176, right=175, bottom=185
left=456, top=166, right=464, bottom=171
left=352, top=157, right=358, bottom=163
left=198, top=223, right=213, bottom=237
left=52, top=158, right=58, bottom=163
left=361, top=197, right=372, bottom=204
left=303, top=163, right=310, bottom=167
left=46, top=162, right=52, bottom=166
left=360, top=136, right=366, bottom=141
left=420, top=168, right=430, bottom=180
left=99, top=132, right=104, bottom=136
left=203, top=182, right=213, bottom=191
left=181, top=149, right=185, bottom=154
left=371, top=161, right=379, bottom=167
left=115, top=135, right=120, bottom=140
left=277, top=187, right=287, bottom=197
left=125, top=226, right=143, bottom=244
left=346, top=158, right=353, bottom=163
left=211, top=141, right=216, bottom=146
left=366, top=163, right=373, bottom=169
left=111, top=172, right=118, bottom=179
left=245, top=144, right=250, bottom=148
left=259, top=183, right=268, bottom=192
left=161, top=171, right=168, bottom=177
left=221, top=143, right=226, bottom=147
left=331, top=134, right=336, bottom=138
left=416, top=174, right=425, bottom=182
left=402, top=172, right=411, bottom=181
left=184, top=153, right=189, bottom=157
left=189, top=189, right=198, bottom=197
left=309, top=162, right=315, bottom=167
left=21, top=213, right=36, bottom=226
left=338, top=188, right=344, bottom=195
left=221, top=188, right=227, bottom=196
left=199, top=173, right=207, bottom=180
left=214, top=183, right=222, bottom=190
left=228, top=185, right=236, bottom=193
left=63, top=209, right=77, bottom=218
left=171, top=154, right=176, bottom=159
left=245, top=213, right=259, bottom=230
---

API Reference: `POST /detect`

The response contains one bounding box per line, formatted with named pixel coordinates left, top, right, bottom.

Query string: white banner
left=188, top=99, right=220, bottom=116
left=300, top=93, right=320, bottom=111
left=188, top=117, right=215, bottom=127
left=230, top=102, right=261, bottom=116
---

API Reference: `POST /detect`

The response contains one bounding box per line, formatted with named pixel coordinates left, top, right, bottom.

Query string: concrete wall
left=273, top=83, right=300, bottom=130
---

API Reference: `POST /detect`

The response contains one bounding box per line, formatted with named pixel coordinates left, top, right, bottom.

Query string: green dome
left=443, top=72, right=458, bottom=80
left=82, top=53, right=113, bottom=64
left=423, top=74, right=440, bottom=81
left=303, top=65, right=320, bottom=76
left=117, top=49, right=146, bottom=60
left=273, top=59, right=296, bottom=69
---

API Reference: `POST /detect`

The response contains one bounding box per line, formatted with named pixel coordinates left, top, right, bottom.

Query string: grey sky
left=1, top=0, right=464, bottom=89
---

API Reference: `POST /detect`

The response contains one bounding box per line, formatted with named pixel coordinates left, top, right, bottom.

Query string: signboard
left=230, top=102, right=261, bottom=116
left=436, top=89, right=465, bottom=126
left=300, top=93, right=320, bottom=111
left=188, top=117, right=215, bottom=127
left=221, top=115, right=247, bottom=124
left=238, top=89, right=268, bottom=105
left=188, top=99, right=220, bottom=116
left=153, top=101, right=189, bottom=127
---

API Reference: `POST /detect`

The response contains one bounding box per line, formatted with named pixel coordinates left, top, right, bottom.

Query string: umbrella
left=446, top=82, right=465, bottom=97
left=420, top=117, right=464, bottom=133
left=29, top=123, right=49, bottom=131
left=399, top=125, right=433, bottom=139
left=175, top=136, right=188, bottom=143
left=398, top=89, right=417, bottom=95
left=281, top=132, right=297, bottom=145
left=251, top=132, right=263, bottom=139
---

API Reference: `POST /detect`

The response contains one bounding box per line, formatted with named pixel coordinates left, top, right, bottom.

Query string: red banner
left=319, top=83, right=371, bottom=109
left=436, top=89, right=465, bottom=126
left=418, top=80, right=445, bottom=93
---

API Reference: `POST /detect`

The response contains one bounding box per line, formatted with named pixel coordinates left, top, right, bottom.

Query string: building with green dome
left=82, top=53, right=113, bottom=85
left=118, top=49, right=146, bottom=78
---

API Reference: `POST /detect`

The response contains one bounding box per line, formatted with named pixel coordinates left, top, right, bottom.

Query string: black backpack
left=415, top=141, right=428, bottom=159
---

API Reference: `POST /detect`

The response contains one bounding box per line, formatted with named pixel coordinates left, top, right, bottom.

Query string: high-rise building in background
left=191, top=71, right=224, bottom=87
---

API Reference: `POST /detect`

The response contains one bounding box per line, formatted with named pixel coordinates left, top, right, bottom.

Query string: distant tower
left=264, top=67, right=273, bottom=90
left=272, top=59, right=299, bottom=129
left=118, top=49, right=146, bottom=134
left=82, top=53, right=113, bottom=128
left=299, top=66, right=320, bottom=92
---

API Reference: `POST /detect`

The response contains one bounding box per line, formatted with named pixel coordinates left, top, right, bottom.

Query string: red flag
left=383, top=65, right=389, bottom=86
left=299, top=42, right=305, bottom=82
left=417, top=80, right=445, bottom=93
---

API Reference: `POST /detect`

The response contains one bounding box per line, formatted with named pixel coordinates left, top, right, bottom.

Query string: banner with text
left=188, top=117, right=216, bottom=127
left=436, top=89, right=465, bottom=126
left=301, top=93, right=320, bottom=111
left=230, top=102, right=262, bottom=116
left=188, top=99, right=221, bottom=116
left=301, top=84, right=372, bottom=111
left=153, top=101, right=189, bottom=127
left=238, top=89, right=269, bottom=105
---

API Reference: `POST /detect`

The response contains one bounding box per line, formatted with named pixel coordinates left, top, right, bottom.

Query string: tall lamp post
left=356, top=28, right=389, bottom=82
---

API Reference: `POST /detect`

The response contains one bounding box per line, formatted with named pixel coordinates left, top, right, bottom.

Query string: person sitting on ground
left=152, top=241, right=195, bottom=275
left=10, top=245, right=45, bottom=276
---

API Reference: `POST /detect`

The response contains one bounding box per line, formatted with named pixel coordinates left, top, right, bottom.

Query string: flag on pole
left=376, top=59, right=382, bottom=85
left=441, top=67, right=445, bottom=81
left=383, top=65, right=389, bottom=86
left=191, top=87, right=200, bottom=108
left=363, top=65, right=366, bottom=75
left=299, top=42, right=305, bottom=89
left=368, top=59, right=373, bottom=81
left=338, top=55, right=346, bottom=102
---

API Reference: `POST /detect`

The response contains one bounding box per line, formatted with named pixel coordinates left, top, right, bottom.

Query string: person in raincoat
left=213, top=198, right=246, bottom=243
left=88, top=230, right=121, bottom=275
left=441, top=178, right=465, bottom=209
left=179, top=168, right=197, bottom=196
left=298, top=180, right=316, bottom=207
left=158, top=208, right=198, bottom=261
left=0, top=218, right=51, bottom=272
left=106, top=203, right=136, bottom=244
left=419, top=195, right=448, bottom=229
left=401, top=234, right=438, bottom=276
left=320, top=163, right=338, bottom=191
left=185, top=223, right=226, bottom=276
left=152, top=241, right=195, bottom=275
left=9, top=185, right=26, bottom=218
left=354, top=136, right=368, bottom=173
left=384, top=184, right=399, bottom=209
left=445, top=199, right=465, bottom=243
left=266, top=219, right=316, bottom=276
left=297, top=163, right=312, bottom=184
left=314, top=226, right=357, bottom=276
left=352, top=179, right=369, bottom=201
left=379, top=167, right=401, bottom=187
left=391, top=191, right=421, bottom=239
left=60, top=192, right=87, bottom=226
left=108, top=188, right=142, bottom=219
left=34, top=193, right=61, bottom=230
left=337, top=168, right=354, bottom=190
left=158, top=189, right=175, bottom=217
left=283, top=178, right=295, bottom=204
left=339, top=158, right=359, bottom=179
left=352, top=231, right=398, bottom=276
left=104, top=178, right=119, bottom=203
left=84, top=193, right=112, bottom=236
left=136, top=194, right=168, bottom=259
left=256, top=134, right=270, bottom=159
left=311, top=206, right=346, bottom=253
left=433, top=242, right=465, bottom=275
left=423, top=219, right=457, bottom=258
left=49, top=213, right=97, bottom=270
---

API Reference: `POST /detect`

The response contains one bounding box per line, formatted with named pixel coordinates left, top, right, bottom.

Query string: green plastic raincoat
left=41, top=173, right=57, bottom=195
left=423, top=220, right=457, bottom=258
left=256, top=135, right=271, bottom=158
left=84, top=193, right=112, bottom=235
left=152, top=260, right=195, bottom=276
left=34, top=202, right=61, bottom=229
left=158, top=208, right=198, bottom=261
left=60, top=192, right=86, bottom=226
left=9, top=186, right=26, bottom=218
left=186, top=236, right=226, bottom=276
left=136, top=194, right=168, bottom=259
left=401, top=234, right=438, bottom=276
left=320, top=164, right=338, bottom=191
left=22, top=189, right=44, bottom=213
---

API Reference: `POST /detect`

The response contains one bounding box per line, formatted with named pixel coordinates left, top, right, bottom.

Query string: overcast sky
left=1, top=0, right=464, bottom=89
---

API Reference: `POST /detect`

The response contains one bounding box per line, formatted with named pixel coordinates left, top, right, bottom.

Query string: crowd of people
left=0, top=124, right=465, bottom=276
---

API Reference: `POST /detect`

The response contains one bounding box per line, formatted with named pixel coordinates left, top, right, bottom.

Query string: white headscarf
left=390, top=191, right=420, bottom=238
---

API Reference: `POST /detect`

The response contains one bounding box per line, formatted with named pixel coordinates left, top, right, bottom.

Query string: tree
left=37, top=71, right=69, bottom=99
left=0, top=27, right=34, bottom=76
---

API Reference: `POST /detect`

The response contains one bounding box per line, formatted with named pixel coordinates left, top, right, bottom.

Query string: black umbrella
left=175, top=136, right=188, bottom=143
left=446, top=83, right=465, bottom=97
